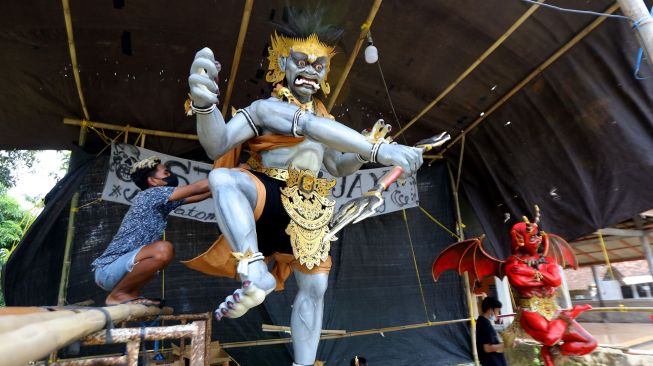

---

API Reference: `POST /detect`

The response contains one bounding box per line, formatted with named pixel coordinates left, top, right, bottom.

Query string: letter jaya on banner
left=102, top=143, right=418, bottom=223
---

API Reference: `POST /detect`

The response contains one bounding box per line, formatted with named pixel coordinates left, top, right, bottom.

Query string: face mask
left=488, top=310, right=497, bottom=322
left=162, top=174, right=179, bottom=187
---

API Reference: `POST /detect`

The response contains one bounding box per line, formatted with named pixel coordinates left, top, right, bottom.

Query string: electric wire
left=520, top=0, right=631, bottom=21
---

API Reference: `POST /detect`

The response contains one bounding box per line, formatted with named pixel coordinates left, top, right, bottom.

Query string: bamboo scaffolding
left=439, top=2, right=620, bottom=156
left=222, top=318, right=469, bottom=349
left=262, top=324, right=346, bottom=335
left=0, top=309, right=80, bottom=333
left=52, top=355, right=128, bottom=366
left=326, top=0, right=383, bottom=111
left=221, top=0, right=254, bottom=117
left=64, top=118, right=199, bottom=141
left=0, top=304, right=171, bottom=366
left=392, top=0, right=545, bottom=139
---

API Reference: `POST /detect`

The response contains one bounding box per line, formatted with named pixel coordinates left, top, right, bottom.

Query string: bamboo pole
left=57, top=118, right=89, bottom=307
left=0, top=304, right=171, bottom=366
left=448, top=163, right=479, bottom=366
left=392, top=0, right=545, bottom=139
left=221, top=0, right=254, bottom=117
left=326, top=0, right=383, bottom=111
left=439, top=2, right=620, bottom=156
left=64, top=118, right=199, bottom=141
left=62, top=0, right=89, bottom=121
left=262, top=324, right=347, bottom=335
left=0, top=309, right=80, bottom=333
left=616, top=0, right=653, bottom=67
left=222, top=318, right=470, bottom=349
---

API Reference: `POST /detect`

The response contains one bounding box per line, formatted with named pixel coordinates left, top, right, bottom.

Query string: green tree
left=0, top=150, right=37, bottom=188
left=0, top=184, right=35, bottom=306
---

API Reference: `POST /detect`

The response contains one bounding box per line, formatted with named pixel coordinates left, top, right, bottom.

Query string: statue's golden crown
left=266, top=32, right=336, bottom=93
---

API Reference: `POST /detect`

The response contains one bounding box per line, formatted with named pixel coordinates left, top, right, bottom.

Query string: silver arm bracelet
left=292, top=108, right=305, bottom=137
left=190, top=101, right=217, bottom=115
left=356, top=154, right=369, bottom=163
left=369, top=140, right=384, bottom=163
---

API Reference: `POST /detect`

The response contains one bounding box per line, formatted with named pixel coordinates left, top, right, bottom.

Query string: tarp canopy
left=2, top=0, right=652, bottom=245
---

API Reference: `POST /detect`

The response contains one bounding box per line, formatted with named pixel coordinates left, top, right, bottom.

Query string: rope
left=95, top=124, right=130, bottom=158
left=597, top=229, right=616, bottom=280
left=417, top=206, right=460, bottom=240
left=89, top=126, right=112, bottom=145
left=402, top=209, right=431, bottom=323
left=374, top=42, right=408, bottom=146
left=72, top=197, right=103, bottom=212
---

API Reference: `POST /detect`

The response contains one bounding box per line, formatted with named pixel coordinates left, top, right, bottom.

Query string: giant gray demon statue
left=183, top=9, right=423, bottom=366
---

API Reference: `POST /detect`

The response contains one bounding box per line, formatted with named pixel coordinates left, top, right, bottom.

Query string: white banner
left=102, top=144, right=418, bottom=223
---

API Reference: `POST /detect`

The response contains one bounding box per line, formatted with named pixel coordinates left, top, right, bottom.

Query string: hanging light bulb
left=364, top=32, right=378, bottom=64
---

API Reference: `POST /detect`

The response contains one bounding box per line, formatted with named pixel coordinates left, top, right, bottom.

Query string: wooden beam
left=393, top=0, right=545, bottom=139
left=440, top=2, right=620, bottom=156
left=64, top=118, right=199, bottom=141
left=326, top=0, right=383, bottom=111
left=221, top=0, right=254, bottom=117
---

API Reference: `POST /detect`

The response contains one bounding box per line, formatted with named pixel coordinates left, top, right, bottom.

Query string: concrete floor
left=580, top=322, right=653, bottom=350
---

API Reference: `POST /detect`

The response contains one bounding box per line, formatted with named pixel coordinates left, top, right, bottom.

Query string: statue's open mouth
left=294, top=75, right=320, bottom=91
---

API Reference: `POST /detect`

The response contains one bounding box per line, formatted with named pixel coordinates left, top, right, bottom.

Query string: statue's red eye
left=314, top=63, right=323, bottom=72
left=297, top=60, right=306, bottom=68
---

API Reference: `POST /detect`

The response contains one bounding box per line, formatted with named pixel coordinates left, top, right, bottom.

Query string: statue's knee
left=208, top=168, right=235, bottom=188
left=310, top=279, right=328, bottom=299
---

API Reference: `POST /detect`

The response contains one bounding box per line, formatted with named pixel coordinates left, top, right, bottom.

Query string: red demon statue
left=432, top=207, right=597, bottom=366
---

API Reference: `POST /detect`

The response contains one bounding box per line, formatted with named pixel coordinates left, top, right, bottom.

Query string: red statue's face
left=511, top=222, right=542, bottom=255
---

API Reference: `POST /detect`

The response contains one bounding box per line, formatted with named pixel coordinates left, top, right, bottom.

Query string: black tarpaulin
left=449, top=12, right=653, bottom=258
left=5, top=157, right=470, bottom=366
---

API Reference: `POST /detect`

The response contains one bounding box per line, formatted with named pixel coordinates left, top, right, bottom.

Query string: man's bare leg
left=105, top=240, right=173, bottom=305
left=209, top=168, right=276, bottom=320
left=291, top=270, right=328, bottom=365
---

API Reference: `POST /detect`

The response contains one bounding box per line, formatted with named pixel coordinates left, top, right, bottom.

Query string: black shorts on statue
left=248, top=170, right=293, bottom=256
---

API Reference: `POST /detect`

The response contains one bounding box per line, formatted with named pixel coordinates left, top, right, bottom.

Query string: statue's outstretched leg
left=558, top=320, right=597, bottom=356
left=209, top=168, right=276, bottom=320
left=291, top=270, right=328, bottom=366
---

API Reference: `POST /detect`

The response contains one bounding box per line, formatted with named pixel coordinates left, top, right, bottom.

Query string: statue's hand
left=188, top=47, right=221, bottom=107
left=375, top=143, right=423, bottom=177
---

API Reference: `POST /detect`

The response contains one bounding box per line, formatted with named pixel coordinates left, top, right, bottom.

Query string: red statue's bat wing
left=545, top=233, right=578, bottom=270
left=432, top=237, right=504, bottom=283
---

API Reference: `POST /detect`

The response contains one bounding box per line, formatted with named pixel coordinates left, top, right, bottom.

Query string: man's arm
left=183, top=191, right=212, bottom=204
left=168, top=179, right=209, bottom=202
left=483, top=343, right=505, bottom=353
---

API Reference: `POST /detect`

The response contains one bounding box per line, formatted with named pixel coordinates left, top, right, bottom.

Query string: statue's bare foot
left=214, top=262, right=276, bottom=321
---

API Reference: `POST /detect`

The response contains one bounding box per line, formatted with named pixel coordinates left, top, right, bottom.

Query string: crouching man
left=91, top=156, right=211, bottom=306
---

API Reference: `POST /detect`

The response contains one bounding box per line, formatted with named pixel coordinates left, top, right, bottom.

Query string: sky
left=8, top=150, right=69, bottom=209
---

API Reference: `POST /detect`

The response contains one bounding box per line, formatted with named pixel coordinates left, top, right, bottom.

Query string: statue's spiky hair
left=271, top=5, right=343, bottom=46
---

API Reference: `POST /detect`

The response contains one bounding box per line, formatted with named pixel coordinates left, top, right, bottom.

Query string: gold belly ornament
left=263, top=166, right=337, bottom=269
left=519, top=295, right=559, bottom=321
